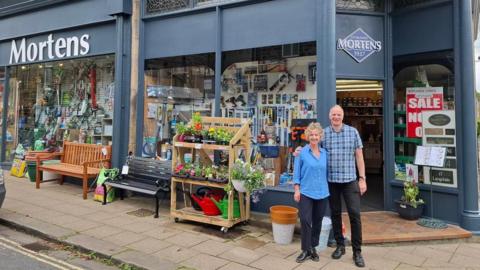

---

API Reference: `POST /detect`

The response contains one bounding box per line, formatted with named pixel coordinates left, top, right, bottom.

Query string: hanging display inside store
left=5, top=55, right=115, bottom=160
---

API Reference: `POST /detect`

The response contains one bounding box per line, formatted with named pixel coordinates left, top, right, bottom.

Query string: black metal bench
left=103, top=156, right=171, bottom=218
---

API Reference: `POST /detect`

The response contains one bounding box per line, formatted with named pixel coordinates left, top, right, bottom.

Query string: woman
left=293, top=122, right=329, bottom=263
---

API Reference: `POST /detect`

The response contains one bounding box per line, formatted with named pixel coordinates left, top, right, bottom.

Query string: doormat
left=126, top=208, right=155, bottom=217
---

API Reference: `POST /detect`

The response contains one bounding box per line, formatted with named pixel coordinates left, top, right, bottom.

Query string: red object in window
left=89, top=67, right=97, bottom=109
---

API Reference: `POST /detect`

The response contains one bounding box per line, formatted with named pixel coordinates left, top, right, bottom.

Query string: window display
left=143, top=53, right=215, bottom=158
left=221, top=42, right=317, bottom=147
left=394, top=62, right=456, bottom=187
left=5, top=55, right=115, bottom=161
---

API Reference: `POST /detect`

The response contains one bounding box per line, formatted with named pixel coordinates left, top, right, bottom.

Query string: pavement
left=1, top=174, right=480, bottom=270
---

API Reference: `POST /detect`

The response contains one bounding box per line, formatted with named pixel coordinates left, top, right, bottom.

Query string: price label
left=175, top=142, right=183, bottom=147
left=122, top=165, right=129, bottom=175
left=195, top=144, right=202, bottom=149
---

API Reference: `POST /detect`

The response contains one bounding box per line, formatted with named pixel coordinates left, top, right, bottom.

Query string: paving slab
left=153, top=244, right=200, bottom=264
left=142, top=227, right=181, bottom=240
left=83, top=225, right=124, bottom=239
left=254, top=242, right=298, bottom=259
left=191, top=239, right=235, bottom=256
left=113, top=250, right=176, bottom=270
left=126, top=238, right=173, bottom=254
left=106, top=230, right=148, bottom=246
left=217, top=262, right=259, bottom=270
left=448, top=253, right=480, bottom=267
left=164, top=231, right=209, bottom=248
left=64, top=233, right=126, bottom=257
left=117, top=221, right=160, bottom=233
left=383, top=249, right=427, bottom=267
left=219, top=246, right=266, bottom=265
left=179, top=253, right=230, bottom=270
left=232, top=235, right=269, bottom=249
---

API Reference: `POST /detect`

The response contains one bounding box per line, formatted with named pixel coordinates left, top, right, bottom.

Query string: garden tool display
left=189, top=193, right=222, bottom=216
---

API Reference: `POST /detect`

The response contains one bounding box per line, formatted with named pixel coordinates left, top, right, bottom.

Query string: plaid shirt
left=322, top=124, right=363, bottom=183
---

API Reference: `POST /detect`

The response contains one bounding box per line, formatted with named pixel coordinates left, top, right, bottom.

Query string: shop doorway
left=336, top=80, right=384, bottom=211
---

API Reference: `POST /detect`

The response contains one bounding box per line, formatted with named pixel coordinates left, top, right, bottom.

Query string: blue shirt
left=322, top=124, right=363, bottom=183
left=293, top=144, right=329, bottom=200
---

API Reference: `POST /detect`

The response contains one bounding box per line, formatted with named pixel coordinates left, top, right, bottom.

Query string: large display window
left=143, top=53, right=215, bottom=157
left=5, top=55, right=115, bottom=161
left=394, top=60, right=456, bottom=188
left=221, top=42, right=317, bottom=147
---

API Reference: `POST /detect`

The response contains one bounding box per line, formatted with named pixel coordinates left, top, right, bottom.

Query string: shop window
left=143, top=53, right=215, bottom=158
left=221, top=42, right=316, bottom=148
left=336, top=0, right=384, bottom=12
left=5, top=55, right=115, bottom=161
left=394, top=63, right=457, bottom=188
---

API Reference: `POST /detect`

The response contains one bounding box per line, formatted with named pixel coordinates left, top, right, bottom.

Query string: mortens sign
left=9, top=34, right=90, bottom=64
left=337, top=28, right=381, bottom=63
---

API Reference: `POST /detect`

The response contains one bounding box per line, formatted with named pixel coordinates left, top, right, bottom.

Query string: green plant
left=477, top=121, right=480, bottom=137
left=401, top=180, right=424, bottom=208
left=176, top=122, right=187, bottom=135
left=230, top=159, right=265, bottom=193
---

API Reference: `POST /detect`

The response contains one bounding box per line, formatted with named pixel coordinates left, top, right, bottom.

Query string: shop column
left=316, top=0, right=336, bottom=126
left=457, top=0, right=480, bottom=232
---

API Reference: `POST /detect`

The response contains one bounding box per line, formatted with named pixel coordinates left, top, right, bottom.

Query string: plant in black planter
left=395, top=180, right=425, bottom=220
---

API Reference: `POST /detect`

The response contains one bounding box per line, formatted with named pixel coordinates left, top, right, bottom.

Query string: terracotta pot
left=270, top=205, right=298, bottom=224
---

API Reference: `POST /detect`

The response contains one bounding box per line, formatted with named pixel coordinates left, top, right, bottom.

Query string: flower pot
left=232, top=179, right=247, bottom=193
left=395, top=200, right=425, bottom=220
left=270, top=205, right=298, bottom=245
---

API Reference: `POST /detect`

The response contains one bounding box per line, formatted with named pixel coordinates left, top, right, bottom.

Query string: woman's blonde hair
left=305, top=122, right=324, bottom=140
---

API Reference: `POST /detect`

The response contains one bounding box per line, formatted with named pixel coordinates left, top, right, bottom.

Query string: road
left=0, top=224, right=118, bottom=270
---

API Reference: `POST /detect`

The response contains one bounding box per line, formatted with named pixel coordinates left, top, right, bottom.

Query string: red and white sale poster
left=406, top=87, right=443, bottom=138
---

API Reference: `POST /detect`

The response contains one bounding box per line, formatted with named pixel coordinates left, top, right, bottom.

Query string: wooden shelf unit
left=170, top=117, right=252, bottom=232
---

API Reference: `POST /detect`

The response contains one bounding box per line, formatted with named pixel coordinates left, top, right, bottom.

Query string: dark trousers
left=298, top=194, right=328, bottom=251
left=328, top=181, right=362, bottom=253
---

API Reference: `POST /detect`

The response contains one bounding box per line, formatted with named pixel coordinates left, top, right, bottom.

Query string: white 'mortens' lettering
left=9, top=38, right=26, bottom=64
left=80, top=34, right=90, bottom=55
left=9, top=33, right=91, bottom=64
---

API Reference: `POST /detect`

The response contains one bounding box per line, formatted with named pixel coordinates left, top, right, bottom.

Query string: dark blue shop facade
left=0, top=0, right=479, bottom=233
left=0, top=0, right=132, bottom=168
left=136, top=0, right=480, bottom=233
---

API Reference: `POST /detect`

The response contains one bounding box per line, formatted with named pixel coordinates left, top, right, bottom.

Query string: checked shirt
left=322, top=124, right=363, bottom=183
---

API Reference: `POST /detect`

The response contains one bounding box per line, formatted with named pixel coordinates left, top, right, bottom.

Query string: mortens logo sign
left=9, top=34, right=90, bottom=64
left=337, top=28, right=381, bottom=63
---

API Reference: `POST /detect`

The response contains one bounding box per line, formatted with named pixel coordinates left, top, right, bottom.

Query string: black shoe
left=353, top=251, right=365, bottom=268
left=331, top=245, right=346, bottom=259
left=310, top=248, right=319, bottom=262
left=296, top=250, right=311, bottom=263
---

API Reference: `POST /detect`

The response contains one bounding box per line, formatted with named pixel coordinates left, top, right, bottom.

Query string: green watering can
left=211, top=197, right=240, bottom=219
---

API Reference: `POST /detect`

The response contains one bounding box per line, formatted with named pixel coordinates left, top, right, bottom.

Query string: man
left=322, top=105, right=367, bottom=268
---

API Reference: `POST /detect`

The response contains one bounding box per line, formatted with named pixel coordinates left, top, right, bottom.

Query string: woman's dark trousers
left=298, top=195, right=328, bottom=251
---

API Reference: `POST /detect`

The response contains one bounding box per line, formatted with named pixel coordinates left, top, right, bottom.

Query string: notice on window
left=414, top=145, right=446, bottom=167
left=406, top=87, right=443, bottom=138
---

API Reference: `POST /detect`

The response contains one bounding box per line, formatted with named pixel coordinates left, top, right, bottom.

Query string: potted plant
left=230, top=159, right=265, bottom=193
left=395, top=180, right=425, bottom=220
left=192, top=112, right=203, bottom=143
left=175, top=122, right=187, bottom=142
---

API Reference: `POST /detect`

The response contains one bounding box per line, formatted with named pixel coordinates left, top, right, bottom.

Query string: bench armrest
left=82, top=158, right=111, bottom=174
left=36, top=152, right=64, bottom=166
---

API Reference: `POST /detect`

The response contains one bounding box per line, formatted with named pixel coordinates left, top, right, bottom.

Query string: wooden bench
left=36, top=142, right=112, bottom=199
left=103, top=156, right=171, bottom=218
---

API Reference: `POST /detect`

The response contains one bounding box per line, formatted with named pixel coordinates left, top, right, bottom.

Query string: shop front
left=0, top=0, right=132, bottom=168
left=137, top=0, right=479, bottom=232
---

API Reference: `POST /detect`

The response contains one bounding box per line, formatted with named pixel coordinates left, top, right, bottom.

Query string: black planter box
left=395, top=200, right=425, bottom=220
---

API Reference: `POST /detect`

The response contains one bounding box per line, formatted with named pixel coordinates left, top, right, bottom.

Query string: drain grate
left=126, top=208, right=155, bottom=217
left=22, top=241, right=52, bottom=252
